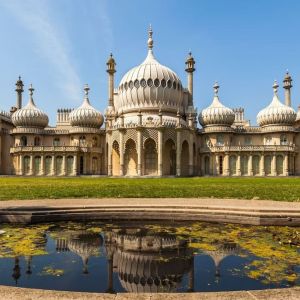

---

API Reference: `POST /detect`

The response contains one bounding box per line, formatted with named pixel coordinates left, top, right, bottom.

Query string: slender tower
left=185, top=52, right=196, bottom=106
left=106, top=53, right=116, bottom=110
left=283, top=71, right=292, bottom=107
left=15, top=76, right=24, bottom=109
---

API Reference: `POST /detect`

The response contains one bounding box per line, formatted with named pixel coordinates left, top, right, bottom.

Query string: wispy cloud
left=1, top=0, right=82, bottom=103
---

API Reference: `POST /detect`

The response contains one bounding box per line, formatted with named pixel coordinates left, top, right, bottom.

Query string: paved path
left=1, top=197, right=300, bottom=210
left=0, top=286, right=299, bottom=300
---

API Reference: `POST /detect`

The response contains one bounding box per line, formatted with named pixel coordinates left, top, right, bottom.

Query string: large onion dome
left=12, top=84, right=49, bottom=128
left=198, top=82, right=235, bottom=127
left=116, top=26, right=183, bottom=115
left=69, top=84, right=104, bottom=128
left=257, top=81, right=296, bottom=127
left=296, top=106, right=300, bottom=123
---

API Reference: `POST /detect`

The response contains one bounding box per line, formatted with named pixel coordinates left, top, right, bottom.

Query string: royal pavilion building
left=0, top=27, right=300, bottom=177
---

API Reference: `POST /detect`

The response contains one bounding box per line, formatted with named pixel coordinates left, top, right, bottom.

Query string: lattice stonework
left=111, top=130, right=120, bottom=143
left=142, top=128, right=158, bottom=148
left=181, top=130, right=191, bottom=144
left=124, top=129, right=137, bottom=145
left=163, top=129, right=176, bottom=143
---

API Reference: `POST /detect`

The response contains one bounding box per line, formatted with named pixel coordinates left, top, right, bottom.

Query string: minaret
left=283, top=71, right=292, bottom=107
left=15, top=76, right=24, bottom=109
left=106, top=53, right=116, bottom=109
left=185, top=52, right=196, bottom=106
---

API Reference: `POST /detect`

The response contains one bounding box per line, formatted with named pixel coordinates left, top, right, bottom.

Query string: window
left=20, top=136, right=27, bottom=146
left=147, top=79, right=153, bottom=87
left=161, top=79, right=166, bottom=87
left=53, top=138, right=60, bottom=146
left=244, top=136, right=252, bottom=145
left=265, top=136, right=272, bottom=145
left=216, top=134, right=224, bottom=146
left=134, top=80, right=140, bottom=88
left=79, top=136, right=86, bottom=146
left=280, top=135, right=288, bottom=145
left=154, top=78, right=160, bottom=87
left=34, top=137, right=40, bottom=146
left=140, top=79, right=147, bottom=88
left=92, top=136, right=98, bottom=147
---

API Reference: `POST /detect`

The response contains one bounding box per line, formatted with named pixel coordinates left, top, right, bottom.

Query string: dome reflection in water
left=0, top=222, right=299, bottom=293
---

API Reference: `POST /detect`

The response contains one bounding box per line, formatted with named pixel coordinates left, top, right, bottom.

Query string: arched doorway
left=92, top=157, right=98, bottom=175
left=229, top=155, right=237, bottom=175
left=45, top=156, right=52, bottom=175
left=124, top=139, right=137, bottom=176
left=67, top=156, right=74, bottom=175
left=144, top=139, right=157, bottom=175
left=264, top=155, right=272, bottom=176
left=276, top=155, right=283, bottom=175
left=112, top=141, right=120, bottom=176
left=23, top=156, right=30, bottom=175
left=240, top=155, right=248, bottom=176
left=56, top=156, right=63, bottom=175
left=163, top=139, right=176, bottom=175
left=204, top=156, right=210, bottom=175
left=181, top=140, right=189, bottom=176
left=34, top=156, right=41, bottom=175
left=252, top=155, right=260, bottom=176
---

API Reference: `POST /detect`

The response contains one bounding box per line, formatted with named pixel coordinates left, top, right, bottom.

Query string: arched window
left=45, top=156, right=52, bottom=175
left=92, top=136, right=98, bottom=147
left=240, top=155, right=248, bottom=175
left=92, top=157, right=98, bottom=175
left=34, top=156, right=41, bottom=175
left=252, top=155, right=260, bottom=176
left=79, top=136, right=86, bottom=146
left=67, top=156, right=74, bottom=175
left=216, top=134, right=224, bottom=146
left=23, top=156, right=30, bottom=175
left=34, top=137, right=40, bottom=146
left=265, top=136, right=272, bottom=145
left=264, top=155, right=272, bottom=175
left=21, top=136, right=27, bottom=146
left=53, top=138, right=60, bottom=146
left=144, top=139, right=157, bottom=176
left=56, top=156, right=63, bottom=175
left=280, top=135, right=288, bottom=145
left=244, top=136, right=252, bottom=145
left=276, top=155, right=284, bottom=175
left=229, top=155, right=237, bottom=175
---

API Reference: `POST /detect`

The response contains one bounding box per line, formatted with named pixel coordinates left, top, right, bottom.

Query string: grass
left=0, top=177, right=299, bottom=201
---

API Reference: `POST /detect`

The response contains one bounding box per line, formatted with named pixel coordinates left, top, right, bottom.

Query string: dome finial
left=84, top=84, right=90, bottom=104
left=28, top=84, right=35, bottom=105
left=147, top=24, right=153, bottom=50
left=213, top=82, right=220, bottom=95
left=273, top=80, right=279, bottom=94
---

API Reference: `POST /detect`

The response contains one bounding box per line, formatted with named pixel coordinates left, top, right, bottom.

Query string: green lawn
left=0, top=177, right=299, bottom=201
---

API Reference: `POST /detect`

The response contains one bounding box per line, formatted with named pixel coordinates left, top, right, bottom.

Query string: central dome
left=116, top=27, right=183, bottom=115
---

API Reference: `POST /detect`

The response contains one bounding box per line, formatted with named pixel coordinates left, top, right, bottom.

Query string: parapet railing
left=10, top=146, right=103, bottom=154
left=200, top=144, right=297, bottom=153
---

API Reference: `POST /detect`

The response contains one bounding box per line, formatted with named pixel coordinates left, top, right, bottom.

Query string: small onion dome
left=257, top=81, right=296, bottom=127
left=12, top=84, right=49, bottom=128
left=69, top=84, right=104, bottom=128
left=198, top=82, right=235, bottom=127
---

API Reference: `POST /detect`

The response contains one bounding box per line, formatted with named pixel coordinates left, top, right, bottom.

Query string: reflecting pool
left=0, top=221, right=299, bottom=293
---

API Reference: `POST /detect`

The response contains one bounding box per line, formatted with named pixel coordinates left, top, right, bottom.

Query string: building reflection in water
left=9, top=225, right=240, bottom=292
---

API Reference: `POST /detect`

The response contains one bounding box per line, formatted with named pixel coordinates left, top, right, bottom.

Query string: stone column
left=20, top=155, right=24, bottom=176
left=176, top=130, right=181, bottom=176
left=107, top=140, right=112, bottom=176
left=260, top=154, right=265, bottom=176
left=73, top=155, right=77, bottom=176
left=83, top=153, right=87, bottom=175
left=29, top=155, right=34, bottom=176
left=41, top=155, right=45, bottom=176
left=137, top=129, right=142, bottom=176
left=248, top=154, right=253, bottom=176
left=237, top=154, right=241, bottom=176
left=272, top=153, right=277, bottom=176
left=284, top=153, right=289, bottom=176
left=119, top=131, right=124, bottom=176
left=62, top=155, right=66, bottom=176
left=215, top=155, right=219, bottom=175
left=51, top=155, right=55, bottom=176
left=188, top=133, right=194, bottom=176
left=210, top=153, right=214, bottom=175
left=224, top=153, right=229, bottom=176
left=158, top=129, right=163, bottom=176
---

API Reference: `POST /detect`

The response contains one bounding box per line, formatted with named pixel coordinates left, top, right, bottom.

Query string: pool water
left=0, top=221, right=299, bottom=293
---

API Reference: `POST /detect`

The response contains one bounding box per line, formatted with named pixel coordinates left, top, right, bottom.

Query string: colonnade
left=201, top=152, right=291, bottom=176
left=17, top=153, right=102, bottom=176
left=108, top=129, right=195, bottom=177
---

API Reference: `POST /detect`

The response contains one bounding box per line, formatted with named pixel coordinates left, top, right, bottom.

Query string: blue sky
left=0, top=0, right=300, bottom=125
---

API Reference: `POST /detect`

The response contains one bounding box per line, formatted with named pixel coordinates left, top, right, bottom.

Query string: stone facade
left=0, top=28, right=300, bottom=177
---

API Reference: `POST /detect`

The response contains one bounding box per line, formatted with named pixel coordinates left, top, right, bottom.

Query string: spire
left=147, top=24, right=153, bottom=51
left=283, top=70, right=292, bottom=107
left=28, top=84, right=35, bottom=106
left=83, top=84, right=90, bottom=105
left=15, top=76, right=24, bottom=109
left=273, top=80, right=279, bottom=94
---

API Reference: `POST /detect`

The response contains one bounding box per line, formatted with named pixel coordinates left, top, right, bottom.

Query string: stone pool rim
left=0, top=197, right=300, bottom=226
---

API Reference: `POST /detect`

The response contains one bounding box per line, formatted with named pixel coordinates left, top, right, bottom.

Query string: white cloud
left=1, top=0, right=82, bottom=103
